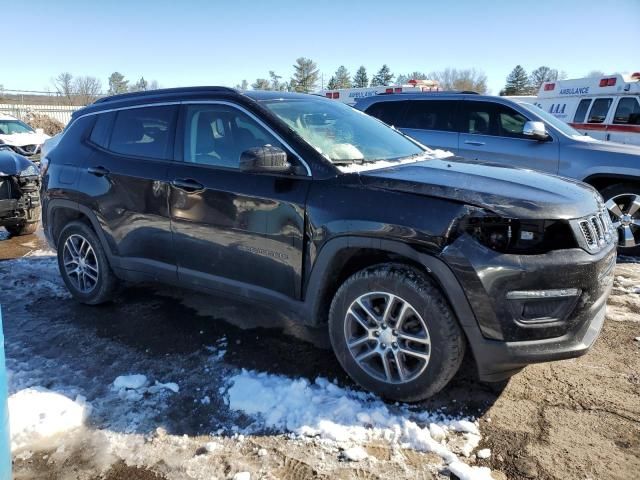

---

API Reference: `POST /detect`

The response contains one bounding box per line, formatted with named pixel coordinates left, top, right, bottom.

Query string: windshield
left=261, top=97, right=424, bottom=163
left=518, top=102, right=585, bottom=138
left=0, top=119, right=35, bottom=135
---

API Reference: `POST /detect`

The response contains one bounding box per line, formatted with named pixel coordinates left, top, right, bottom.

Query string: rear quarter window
left=88, top=112, right=115, bottom=148
left=401, top=100, right=458, bottom=132
left=364, top=101, right=407, bottom=126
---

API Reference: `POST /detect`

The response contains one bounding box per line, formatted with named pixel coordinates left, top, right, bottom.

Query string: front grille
left=575, top=208, right=614, bottom=252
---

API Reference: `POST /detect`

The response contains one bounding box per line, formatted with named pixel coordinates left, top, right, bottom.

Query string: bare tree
left=148, top=80, right=160, bottom=91
left=429, top=68, right=488, bottom=93
left=73, top=76, right=102, bottom=105
left=53, top=72, right=74, bottom=105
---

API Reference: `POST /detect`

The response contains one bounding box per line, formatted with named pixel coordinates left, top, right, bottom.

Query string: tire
left=57, top=221, right=118, bottom=305
left=600, top=183, right=640, bottom=257
left=328, top=263, right=465, bottom=402
left=5, top=206, right=40, bottom=236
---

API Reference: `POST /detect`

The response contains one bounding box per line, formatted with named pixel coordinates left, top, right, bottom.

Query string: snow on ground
left=1, top=253, right=496, bottom=479
left=226, top=369, right=493, bottom=479
left=8, top=387, right=89, bottom=452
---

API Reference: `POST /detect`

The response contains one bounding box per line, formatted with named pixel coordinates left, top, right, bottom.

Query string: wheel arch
left=304, top=237, right=478, bottom=333
left=46, top=199, right=116, bottom=259
left=582, top=174, right=640, bottom=193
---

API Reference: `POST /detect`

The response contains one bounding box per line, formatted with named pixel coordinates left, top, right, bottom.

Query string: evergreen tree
left=290, top=57, right=320, bottom=93
left=131, top=76, right=148, bottom=92
left=235, top=79, right=249, bottom=90
left=503, top=65, right=531, bottom=95
left=353, top=66, right=368, bottom=88
left=333, top=65, right=352, bottom=89
left=326, top=76, right=338, bottom=90
left=107, top=72, right=129, bottom=95
left=252, top=78, right=271, bottom=90
left=269, top=71, right=287, bottom=91
left=529, top=66, right=558, bottom=91
left=370, top=64, right=394, bottom=87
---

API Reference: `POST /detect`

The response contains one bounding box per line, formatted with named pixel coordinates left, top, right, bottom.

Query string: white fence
left=0, top=103, right=83, bottom=126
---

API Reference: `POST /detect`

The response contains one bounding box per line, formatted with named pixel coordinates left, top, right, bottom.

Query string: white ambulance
left=534, top=72, right=640, bottom=145
left=319, top=79, right=441, bottom=106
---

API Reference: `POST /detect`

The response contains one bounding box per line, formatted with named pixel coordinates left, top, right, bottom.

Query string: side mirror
left=239, top=145, right=291, bottom=174
left=522, top=121, right=549, bottom=141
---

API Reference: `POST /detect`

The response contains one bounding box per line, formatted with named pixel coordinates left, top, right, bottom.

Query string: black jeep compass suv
left=41, top=87, right=616, bottom=402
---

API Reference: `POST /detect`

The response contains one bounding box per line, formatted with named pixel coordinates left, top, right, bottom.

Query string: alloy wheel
left=606, top=194, right=640, bottom=248
left=344, top=292, right=431, bottom=385
left=62, top=234, right=99, bottom=293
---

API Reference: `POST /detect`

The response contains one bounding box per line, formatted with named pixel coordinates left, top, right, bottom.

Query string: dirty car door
left=169, top=102, right=309, bottom=298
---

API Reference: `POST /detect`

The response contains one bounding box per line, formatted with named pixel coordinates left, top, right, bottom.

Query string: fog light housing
left=506, top=289, right=581, bottom=324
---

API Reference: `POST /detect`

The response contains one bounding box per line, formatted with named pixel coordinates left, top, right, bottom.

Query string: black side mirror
left=239, top=145, right=291, bottom=174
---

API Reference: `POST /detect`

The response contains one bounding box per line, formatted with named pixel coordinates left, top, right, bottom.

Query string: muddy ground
left=1, top=228, right=638, bottom=480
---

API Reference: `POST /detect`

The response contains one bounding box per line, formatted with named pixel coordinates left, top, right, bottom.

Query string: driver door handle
left=87, top=166, right=110, bottom=177
left=464, top=140, right=486, bottom=146
left=171, top=178, right=205, bottom=193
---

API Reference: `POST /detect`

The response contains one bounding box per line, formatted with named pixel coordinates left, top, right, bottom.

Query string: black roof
left=93, top=86, right=238, bottom=104
left=242, top=90, right=321, bottom=101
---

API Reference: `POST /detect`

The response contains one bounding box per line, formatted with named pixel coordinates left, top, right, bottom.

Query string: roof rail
left=378, top=90, right=479, bottom=96
left=93, top=86, right=238, bottom=104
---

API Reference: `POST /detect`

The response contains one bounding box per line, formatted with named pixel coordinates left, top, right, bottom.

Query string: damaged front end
left=0, top=149, right=41, bottom=231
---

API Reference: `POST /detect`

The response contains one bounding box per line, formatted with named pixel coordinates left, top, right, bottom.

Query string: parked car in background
left=356, top=92, right=640, bottom=255
left=533, top=72, right=640, bottom=145
left=0, top=146, right=41, bottom=236
left=41, top=88, right=616, bottom=402
left=0, top=113, right=50, bottom=160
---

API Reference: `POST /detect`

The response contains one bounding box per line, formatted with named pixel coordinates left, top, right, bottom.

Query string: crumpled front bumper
left=440, top=234, right=616, bottom=381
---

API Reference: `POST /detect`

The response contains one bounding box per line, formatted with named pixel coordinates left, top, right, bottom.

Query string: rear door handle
left=87, top=166, right=110, bottom=177
left=464, top=140, right=486, bottom=146
left=171, top=178, right=205, bottom=193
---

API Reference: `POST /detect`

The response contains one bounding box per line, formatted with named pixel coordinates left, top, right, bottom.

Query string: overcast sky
left=3, top=0, right=639, bottom=94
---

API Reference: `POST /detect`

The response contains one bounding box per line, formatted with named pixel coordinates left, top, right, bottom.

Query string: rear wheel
left=601, top=183, right=640, bottom=257
left=57, top=221, right=118, bottom=304
left=328, top=263, right=465, bottom=402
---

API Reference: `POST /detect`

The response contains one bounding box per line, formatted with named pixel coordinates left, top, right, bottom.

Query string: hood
left=359, top=157, right=601, bottom=220
left=0, top=131, right=50, bottom=147
left=0, top=149, right=38, bottom=176
left=568, top=137, right=640, bottom=155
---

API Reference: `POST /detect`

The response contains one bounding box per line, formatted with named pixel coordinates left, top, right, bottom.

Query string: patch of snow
left=257, top=448, right=268, bottom=457
left=342, top=446, right=368, bottom=461
left=226, top=370, right=492, bottom=478
left=9, top=387, right=89, bottom=452
left=477, top=448, right=491, bottom=459
left=204, top=441, right=220, bottom=453
left=336, top=149, right=453, bottom=174
left=23, top=249, right=56, bottom=257
left=232, top=472, right=251, bottom=480
left=150, top=381, right=179, bottom=393
left=113, top=374, right=148, bottom=390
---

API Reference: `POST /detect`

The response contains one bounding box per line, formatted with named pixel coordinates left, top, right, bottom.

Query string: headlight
left=458, top=210, right=577, bottom=254
left=19, top=164, right=39, bottom=177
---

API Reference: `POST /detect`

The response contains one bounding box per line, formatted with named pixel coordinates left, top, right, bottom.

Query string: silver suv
left=356, top=93, right=640, bottom=255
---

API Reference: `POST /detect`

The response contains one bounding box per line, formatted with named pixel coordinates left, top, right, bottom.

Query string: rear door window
left=109, top=105, right=177, bottom=159
left=400, top=100, right=458, bottom=132
left=573, top=99, right=592, bottom=123
left=364, top=101, right=407, bottom=126
left=587, top=98, right=613, bottom=124
left=612, top=97, right=640, bottom=125
left=460, top=102, right=496, bottom=136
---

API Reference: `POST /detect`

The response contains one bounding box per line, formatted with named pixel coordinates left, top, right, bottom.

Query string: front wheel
left=601, top=184, right=640, bottom=257
left=328, top=264, right=465, bottom=402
